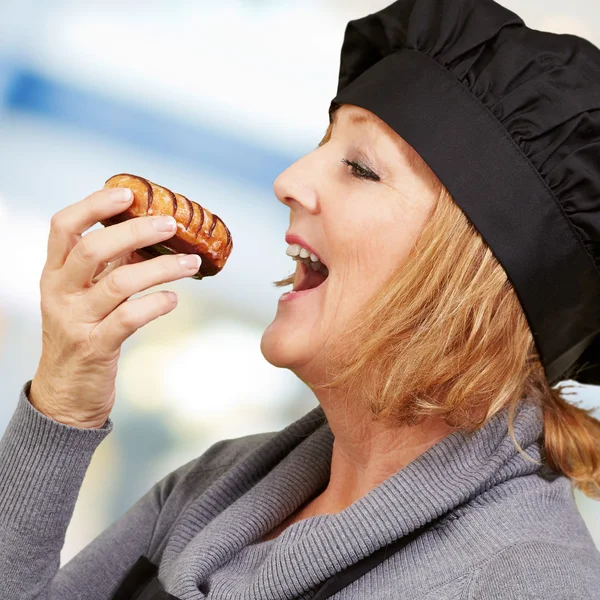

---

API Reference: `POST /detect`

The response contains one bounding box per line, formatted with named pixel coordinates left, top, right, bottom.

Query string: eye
left=341, top=158, right=380, bottom=182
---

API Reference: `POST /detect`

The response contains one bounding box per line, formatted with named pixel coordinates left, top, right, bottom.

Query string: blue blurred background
left=0, top=0, right=598, bottom=562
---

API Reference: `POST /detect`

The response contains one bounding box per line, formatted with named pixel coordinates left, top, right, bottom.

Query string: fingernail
left=178, top=254, right=201, bottom=270
left=110, top=188, right=132, bottom=202
left=154, top=216, right=177, bottom=232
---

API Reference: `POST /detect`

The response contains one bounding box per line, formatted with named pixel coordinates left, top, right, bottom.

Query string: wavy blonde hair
left=275, top=121, right=600, bottom=499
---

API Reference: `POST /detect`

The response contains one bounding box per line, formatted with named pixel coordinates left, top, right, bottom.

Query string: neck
left=308, top=387, right=458, bottom=514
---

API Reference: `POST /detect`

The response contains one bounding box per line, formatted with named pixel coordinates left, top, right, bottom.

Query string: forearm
left=0, top=380, right=111, bottom=599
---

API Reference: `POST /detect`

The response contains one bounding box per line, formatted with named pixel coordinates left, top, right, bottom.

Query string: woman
left=1, top=0, right=600, bottom=598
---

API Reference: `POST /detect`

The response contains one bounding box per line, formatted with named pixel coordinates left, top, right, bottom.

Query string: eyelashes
left=341, top=158, right=380, bottom=182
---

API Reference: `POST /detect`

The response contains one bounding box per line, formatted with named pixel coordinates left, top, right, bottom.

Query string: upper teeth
left=286, top=243, right=329, bottom=276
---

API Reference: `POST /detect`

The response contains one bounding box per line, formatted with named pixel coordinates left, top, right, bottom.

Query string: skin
left=260, top=104, right=458, bottom=538
left=30, top=189, right=200, bottom=429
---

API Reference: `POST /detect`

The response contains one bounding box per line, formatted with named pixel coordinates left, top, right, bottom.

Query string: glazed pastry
left=102, top=173, right=233, bottom=279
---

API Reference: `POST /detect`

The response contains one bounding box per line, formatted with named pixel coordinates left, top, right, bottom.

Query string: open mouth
left=293, top=260, right=329, bottom=292
left=285, top=242, right=329, bottom=294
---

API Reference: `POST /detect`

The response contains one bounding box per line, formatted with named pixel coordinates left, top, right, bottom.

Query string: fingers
left=91, top=251, right=145, bottom=284
left=61, top=214, right=178, bottom=292
left=45, top=187, right=134, bottom=272
left=90, top=290, right=178, bottom=355
left=84, top=252, right=201, bottom=320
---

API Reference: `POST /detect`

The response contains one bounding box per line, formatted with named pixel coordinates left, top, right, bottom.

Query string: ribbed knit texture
left=1, top=380, right=599, bottom=600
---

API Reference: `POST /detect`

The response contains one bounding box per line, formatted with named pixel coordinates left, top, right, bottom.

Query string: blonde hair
left=275, top=121, right=600, bottom=499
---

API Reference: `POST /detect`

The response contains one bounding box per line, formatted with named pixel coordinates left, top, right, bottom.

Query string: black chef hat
left=329, top=0, right=600, bottom=387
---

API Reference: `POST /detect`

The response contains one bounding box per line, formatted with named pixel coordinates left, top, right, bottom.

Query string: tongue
left=294, top=264, right=327, bottom=291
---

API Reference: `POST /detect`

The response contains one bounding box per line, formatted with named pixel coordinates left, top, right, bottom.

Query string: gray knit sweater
left=1, top=380, right=599, bottom=600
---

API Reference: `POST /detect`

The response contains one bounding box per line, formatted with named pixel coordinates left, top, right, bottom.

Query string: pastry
left=102, top=173, right=232, bottom=279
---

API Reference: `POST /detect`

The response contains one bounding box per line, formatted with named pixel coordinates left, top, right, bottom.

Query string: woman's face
left=261, top=104, right=439, bottom=383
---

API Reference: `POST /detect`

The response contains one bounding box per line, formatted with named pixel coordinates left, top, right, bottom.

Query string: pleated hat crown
left=329, top=0, right=600, bottom=386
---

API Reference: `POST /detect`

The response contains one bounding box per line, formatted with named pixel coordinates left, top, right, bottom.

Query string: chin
left=260, top=316, right=316, bottom=373
left=261, top=269, right=333, bottom=378
left=261, top=321, right=301, bottom=369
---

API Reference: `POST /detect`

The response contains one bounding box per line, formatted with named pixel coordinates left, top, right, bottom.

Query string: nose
left=273, top=150, right=320, bottom=215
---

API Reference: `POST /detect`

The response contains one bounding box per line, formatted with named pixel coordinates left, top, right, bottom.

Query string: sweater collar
left=161, top=399, right=544, bottom=599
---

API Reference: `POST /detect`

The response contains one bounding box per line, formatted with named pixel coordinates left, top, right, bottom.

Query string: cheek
left=321, top=184, right=433, bottom=322
left=323, top=215, right=422, bottom=325
left=330, top=208, right=414, bottom=283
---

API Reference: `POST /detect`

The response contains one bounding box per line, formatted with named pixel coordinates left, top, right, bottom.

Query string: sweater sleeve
left=0, top=380, right=162, bottom=600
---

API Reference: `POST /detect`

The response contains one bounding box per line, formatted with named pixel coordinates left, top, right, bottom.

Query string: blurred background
left=0, top=0, right=598, bottom=563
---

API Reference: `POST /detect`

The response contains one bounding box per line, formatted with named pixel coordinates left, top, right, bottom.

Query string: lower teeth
left=292, top=256, right=328, bottom=276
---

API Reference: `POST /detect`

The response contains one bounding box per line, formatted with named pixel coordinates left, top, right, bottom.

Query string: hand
left=29, top=186, right=202, bottom=429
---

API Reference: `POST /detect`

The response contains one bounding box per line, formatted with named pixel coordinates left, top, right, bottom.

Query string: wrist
left=29, top=376, right=107, bottom=430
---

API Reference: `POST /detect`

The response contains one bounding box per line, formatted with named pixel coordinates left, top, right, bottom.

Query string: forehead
left=331, top=104, right=382, bottom=129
